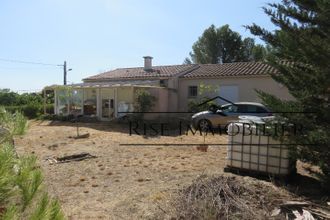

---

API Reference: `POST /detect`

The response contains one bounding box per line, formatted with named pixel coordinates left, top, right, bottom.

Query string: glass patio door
left=101, top=89, right=115, bottom=120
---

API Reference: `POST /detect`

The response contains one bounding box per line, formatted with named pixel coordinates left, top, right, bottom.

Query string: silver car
left=191, top=102, right=272, bottom=130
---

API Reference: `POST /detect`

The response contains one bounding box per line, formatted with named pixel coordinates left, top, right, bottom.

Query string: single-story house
left=47, top=56, right=292, bottom=121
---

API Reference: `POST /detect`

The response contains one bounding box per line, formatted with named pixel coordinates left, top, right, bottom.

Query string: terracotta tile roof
left=83, top=64, right=198, bottom=81
left=181, top=62, right=277, bottom=78
left=83, top=62, right=277, bottom=82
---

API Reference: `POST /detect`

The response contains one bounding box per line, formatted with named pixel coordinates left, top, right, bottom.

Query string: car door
left=218, top=104, right=240, bottom=125
left=243, top=104, right=269, bottom=117
left=256, top=106, right=270, bottom=117
left=245, top=104, right=259, bottom=116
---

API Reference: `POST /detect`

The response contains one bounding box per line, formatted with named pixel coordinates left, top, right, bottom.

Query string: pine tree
left=190, top=24, right=267, bottom=64
left=247, top=0, right=330, bottom=188
left=0, top=108, right=65, bottom=219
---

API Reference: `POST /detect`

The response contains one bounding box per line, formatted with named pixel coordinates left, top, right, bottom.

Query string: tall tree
left=191, top=24, right=220, bottom=64
left=241, top=37, right=256, bottom=61
left=189, top=24, right=266, bottom=64
left=183, top=57, right=193, bottom=64
left=247, top=0, right=330, bottom=188
left=251, top=44, right=269, bottom=61
left=217, top=25, right=244, bottom=63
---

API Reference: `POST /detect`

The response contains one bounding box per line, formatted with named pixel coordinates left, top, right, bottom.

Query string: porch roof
left=45, top=80, right=163, bottom=89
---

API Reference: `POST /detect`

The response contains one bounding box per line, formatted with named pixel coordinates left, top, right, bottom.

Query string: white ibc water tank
left=226, top=121, right=294, bottom=175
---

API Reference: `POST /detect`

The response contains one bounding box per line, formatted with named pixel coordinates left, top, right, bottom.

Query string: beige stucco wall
left=147, top=87, right=168, bottom=112
left=166, top=77, right=179, bottom=112
left=140, top=87, right=168, bottom=120
left=117, top=87, right=134, bottom=103
left=178, top=76, right=293, bottom=111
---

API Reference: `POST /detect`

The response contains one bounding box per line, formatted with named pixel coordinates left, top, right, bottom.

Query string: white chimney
left=143, top=56, right=153, bottom=71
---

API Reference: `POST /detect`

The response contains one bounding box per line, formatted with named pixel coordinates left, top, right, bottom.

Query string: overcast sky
left=0, top=0, right=280, bottom=92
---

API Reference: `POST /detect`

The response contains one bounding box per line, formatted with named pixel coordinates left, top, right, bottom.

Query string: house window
left=188, top=86, right=198, bottom=98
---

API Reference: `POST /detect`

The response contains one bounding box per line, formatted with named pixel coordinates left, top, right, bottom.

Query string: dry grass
left=14, top=120, right=228, bottom=219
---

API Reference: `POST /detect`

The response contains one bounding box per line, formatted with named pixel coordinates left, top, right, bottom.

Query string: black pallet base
left=224, top=166, right=296, bottom=182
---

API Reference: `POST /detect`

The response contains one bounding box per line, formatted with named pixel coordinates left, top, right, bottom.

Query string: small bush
left=37, top=114, right=71, bottom=121
left=4, top=105, right=23, bottom=114
left=45, top=104, right=54, bottom=114
left=22, top=103, right=42, bottom=119
left=134, top=89, right=157, bottom=120
left=134, top=89, right=157, bottom=112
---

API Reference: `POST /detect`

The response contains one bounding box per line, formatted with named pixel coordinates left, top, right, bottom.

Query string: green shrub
left=22, top=103, right=42, bottom=119
left=3, top=106, right=23, bottom=114
left=4, top=104, right=45, bottom=119
left=37, top=114, right=70, bottom=122
left=133, top=89, right=157, bottom=120
left=45, top=104, right=54, bottom=114
left=134, top=89, right=157, bottom=112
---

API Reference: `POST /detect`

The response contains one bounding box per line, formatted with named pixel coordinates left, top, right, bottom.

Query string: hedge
left=4, top=104, right=54, bottom=119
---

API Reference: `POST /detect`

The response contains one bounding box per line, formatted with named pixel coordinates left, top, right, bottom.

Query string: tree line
left=0, top=89, right=54, bottom=118
left=0, top=89, right=43, bottom=106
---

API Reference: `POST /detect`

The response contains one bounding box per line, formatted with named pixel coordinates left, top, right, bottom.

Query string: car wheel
left=198, top=119, right=212, bottom=131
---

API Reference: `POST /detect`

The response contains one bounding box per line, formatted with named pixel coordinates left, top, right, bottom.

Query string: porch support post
left=131, top=86, right=134, bottom=109
left=96, top=88, right=101, bottom=118
left=114, top=88, right=118, bottom=118
left=81, top=89, right=84, bottom=115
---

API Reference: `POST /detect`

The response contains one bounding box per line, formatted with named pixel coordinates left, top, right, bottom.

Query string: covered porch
left=46, top=80, right=167, bottom=121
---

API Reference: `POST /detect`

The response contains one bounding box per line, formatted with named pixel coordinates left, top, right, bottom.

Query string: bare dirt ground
left=14, top=120, right=229, bottom=219
left=14, top=120, right=329, bottom=219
